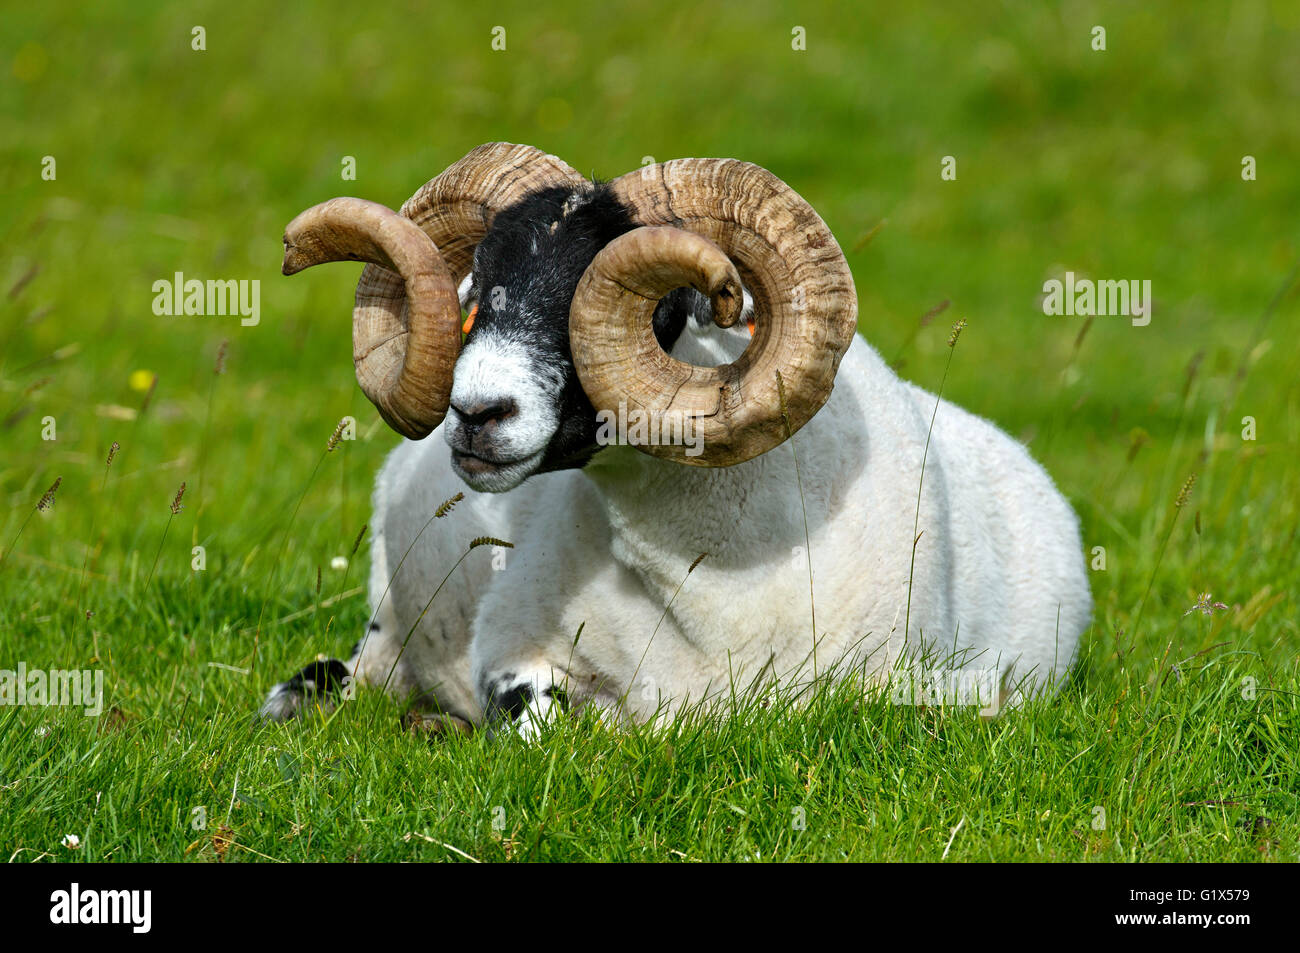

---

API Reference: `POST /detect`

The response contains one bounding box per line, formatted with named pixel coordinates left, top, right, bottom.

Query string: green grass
left=1, top=0, right=1298, bottom=862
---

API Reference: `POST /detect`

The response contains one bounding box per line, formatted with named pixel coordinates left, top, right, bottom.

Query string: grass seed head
left=920, top=299, right=949, bottom=328
left=435, top=492, right=464, bottom=518
left=327, top=418, right=347, bottom=452
left=170, top=481, right=186, bottom=514
left=948, top=319, right=968, bottom=348
left=37, top=476, right=62, bottom=511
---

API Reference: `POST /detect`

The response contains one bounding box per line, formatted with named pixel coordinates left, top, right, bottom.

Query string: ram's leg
left=469, top=572, right=700, bottom=739
left=260, top=508, right=451, bottom=722
left=470, top=578, right=622, bottom=739
left=259, top=566, right=419, bottom=722
left=259, top=654, right=354, bottom=722
left=477, top=664, right=585, bottom=740
left=258, top=626, right=382, bottom=722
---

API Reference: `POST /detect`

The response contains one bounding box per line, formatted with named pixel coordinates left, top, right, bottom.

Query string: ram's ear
left=457, top=273, right=475, bottom=311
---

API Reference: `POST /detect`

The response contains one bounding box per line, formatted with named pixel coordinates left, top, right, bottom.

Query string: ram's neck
left=582, top=335, right=875, bottom=583
left=584, top=445, right=801, bottom=562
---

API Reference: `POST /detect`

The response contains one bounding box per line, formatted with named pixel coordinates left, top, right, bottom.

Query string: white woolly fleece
left=351, top=327, right=1091, bottom=727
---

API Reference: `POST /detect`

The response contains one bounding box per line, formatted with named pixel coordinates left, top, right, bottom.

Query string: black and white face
left=444, top=185, right=700, bottom=493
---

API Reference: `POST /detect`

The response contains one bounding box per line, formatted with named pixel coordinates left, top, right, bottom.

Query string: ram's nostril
left=452, top=398, right=518, bottom=428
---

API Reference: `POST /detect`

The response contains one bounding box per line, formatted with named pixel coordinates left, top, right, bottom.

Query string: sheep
left=261, top=142, right=1092, bottom=734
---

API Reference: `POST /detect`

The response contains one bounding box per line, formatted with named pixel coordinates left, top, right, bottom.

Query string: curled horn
left=568, top=158, right=857, bottom=466
left=281, top=143, right=586, bottom=439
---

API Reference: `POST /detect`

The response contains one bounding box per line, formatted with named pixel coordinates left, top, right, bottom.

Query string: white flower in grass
left=330, top=556, right=348, bottom=571
left=61, top=833, right=81, bottom=849
left=1184, top=592, right=1229, bottom=617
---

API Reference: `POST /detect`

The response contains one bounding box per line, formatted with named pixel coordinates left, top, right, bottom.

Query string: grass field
left=1, top=1, right=1297, bottom=862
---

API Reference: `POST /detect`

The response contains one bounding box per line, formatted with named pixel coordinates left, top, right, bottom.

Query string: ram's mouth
left=451, top=449, right=543, bottom=492
left=451, top=449, right=509, bottom=475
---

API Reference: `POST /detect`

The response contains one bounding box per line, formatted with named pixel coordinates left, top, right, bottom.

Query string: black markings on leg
left=482, top=674, right=569, bottom=726
left=259, top=658, right=350, bottom=722
left=545, top=686, right=570, bottom=712
left=491, top=682, right=534, bottom=722
left=284, top=658, right=350, bottom=695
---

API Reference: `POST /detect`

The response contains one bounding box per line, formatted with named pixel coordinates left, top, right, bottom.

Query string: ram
left=262, top=142, right=1091, bottom=734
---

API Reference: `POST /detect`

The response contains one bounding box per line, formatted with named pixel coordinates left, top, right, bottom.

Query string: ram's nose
left=450, top=397, right=518, bottom=433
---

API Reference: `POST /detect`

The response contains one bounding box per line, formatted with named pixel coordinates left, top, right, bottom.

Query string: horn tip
left=711, top=282, right=743, bottom=328
left=281, top=240, right=306, bottom=276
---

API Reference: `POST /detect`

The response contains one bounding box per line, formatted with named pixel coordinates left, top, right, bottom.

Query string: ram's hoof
left=403, top=711, right=474, bottom=739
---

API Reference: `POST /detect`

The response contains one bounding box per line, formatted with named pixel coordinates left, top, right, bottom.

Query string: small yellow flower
left=128, top=369, right=155, bottom=392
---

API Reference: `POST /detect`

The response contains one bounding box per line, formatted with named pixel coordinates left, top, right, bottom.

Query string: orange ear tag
left=462, top=303, right=478, bottom=335
left=746, top=316, right=756, bottom=336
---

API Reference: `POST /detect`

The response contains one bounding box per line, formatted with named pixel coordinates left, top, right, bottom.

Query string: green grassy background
left=1, top=1, right=1297, bottom=861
